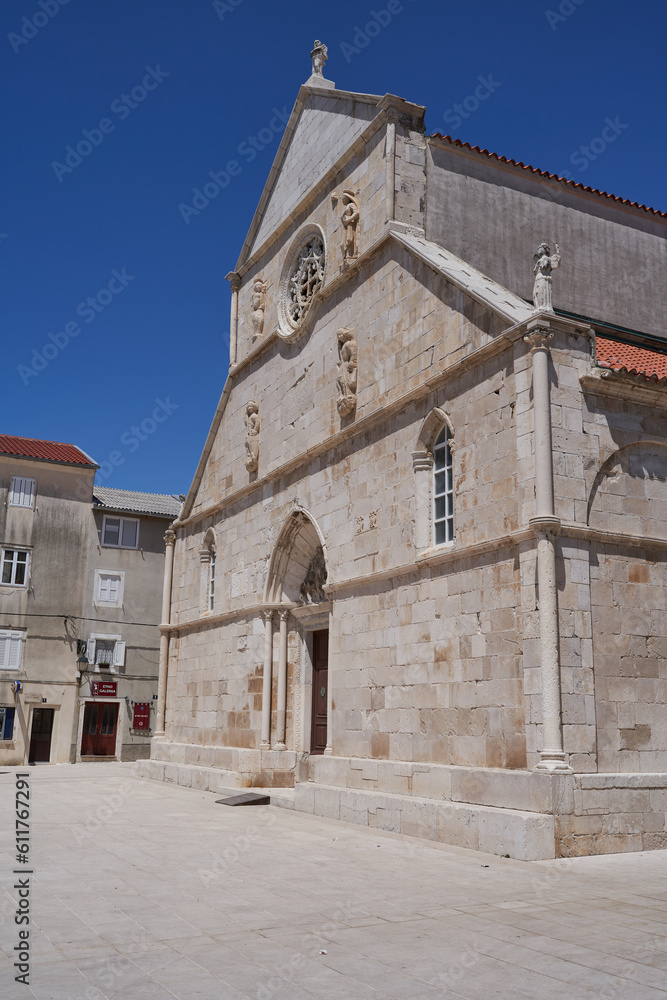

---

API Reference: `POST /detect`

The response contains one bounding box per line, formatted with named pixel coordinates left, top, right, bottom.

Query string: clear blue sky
left=2, top=0, right=665, bottom=495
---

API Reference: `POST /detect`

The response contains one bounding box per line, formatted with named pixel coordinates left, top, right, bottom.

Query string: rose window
left=287, top=236, right=325, bottom=325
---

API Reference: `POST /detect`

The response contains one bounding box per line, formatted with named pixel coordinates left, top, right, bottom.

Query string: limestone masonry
left=140, top=48, right=667, bottom=860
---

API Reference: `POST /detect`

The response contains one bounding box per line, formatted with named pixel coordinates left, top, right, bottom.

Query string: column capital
left=278, top=609, right=289, bottom=623
left=164, top=528, right=176, bottom=546
left=524, top=323, right=553, bottom=352
left=262, top=609, right=274, bottom=624
left=226, top=270, right=241, bottom=290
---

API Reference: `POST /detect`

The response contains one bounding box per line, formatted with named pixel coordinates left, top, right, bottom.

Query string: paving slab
left=0, top=763, right=666, bottom=999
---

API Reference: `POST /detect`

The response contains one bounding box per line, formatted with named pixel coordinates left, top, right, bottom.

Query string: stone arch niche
left=588, top=440, right=667, bottom=537
left=264, top=507, right=328, bottom=605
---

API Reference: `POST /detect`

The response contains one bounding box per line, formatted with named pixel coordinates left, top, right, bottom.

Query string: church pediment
left=235, top=84, right=383, bottom=271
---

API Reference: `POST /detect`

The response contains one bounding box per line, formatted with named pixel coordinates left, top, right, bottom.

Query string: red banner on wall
left=91, top=681, right=117, bottom=697
left=133, top=703, right=150, bottom=730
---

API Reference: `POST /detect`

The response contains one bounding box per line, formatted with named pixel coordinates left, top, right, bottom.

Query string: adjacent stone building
left=0, top=435, right=181, bottom=764
left=141, top=50, right=667, bottom=859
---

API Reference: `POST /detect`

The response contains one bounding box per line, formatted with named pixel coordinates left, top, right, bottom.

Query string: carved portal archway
left=263, top=507, right=328, bottom=605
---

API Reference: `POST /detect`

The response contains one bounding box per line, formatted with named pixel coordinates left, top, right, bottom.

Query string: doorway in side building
left=28, top=708, right=54, bottom=764
left=81, top=701, right=118, bottom=757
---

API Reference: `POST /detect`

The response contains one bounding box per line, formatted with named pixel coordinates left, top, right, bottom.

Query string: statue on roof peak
left=311, top=40, right=328, bottom=77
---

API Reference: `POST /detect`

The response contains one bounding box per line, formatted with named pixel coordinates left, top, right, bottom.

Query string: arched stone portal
left=261, top=508, right=331, bottom=754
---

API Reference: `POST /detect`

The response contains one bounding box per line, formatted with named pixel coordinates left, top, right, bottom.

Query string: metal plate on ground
left=215, top=792, right=270, bottom=806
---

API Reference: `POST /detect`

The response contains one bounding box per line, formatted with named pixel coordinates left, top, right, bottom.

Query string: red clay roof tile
left=0, top=435, right=96, bottom=466
left=596, top=336, right=667, bottom=383
left=428, top=134, right=666, bottom=220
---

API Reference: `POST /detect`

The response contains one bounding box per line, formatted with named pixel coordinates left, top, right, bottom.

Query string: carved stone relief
left=299, top=545, right=327, bottom=604
left=335, top=327, right=358, bottom=417
left=341, top=190, right=360, bottom=261
left=244, top=401, right=260, bottom=472
left=533, top=242, right=561, bottom=312
left=250, top=278, right=267, bottom=341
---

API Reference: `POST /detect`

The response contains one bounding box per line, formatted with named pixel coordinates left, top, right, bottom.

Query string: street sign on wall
left=91, top=681, right=117, bottom=697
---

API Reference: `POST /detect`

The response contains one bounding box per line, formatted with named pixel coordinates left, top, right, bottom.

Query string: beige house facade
left=0, top=435, right=181, bottom=765
left=142, top=55, right=667, bottom=860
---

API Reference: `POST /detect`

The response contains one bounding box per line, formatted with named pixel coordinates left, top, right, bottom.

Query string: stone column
left=385, top=114, right=396, bottom=222
left=525, top=324, right=572, bottom=773
left=260, top=610, right=274, bottom=748
left=412, top=450, right=434, bottom=550
left=273, top=610, right=288, bottom=750
left=228, top=273, right=240, bottom=367
left=324, top=609, right=334, bottom=755
left=155, top=528, right=176, bottom=737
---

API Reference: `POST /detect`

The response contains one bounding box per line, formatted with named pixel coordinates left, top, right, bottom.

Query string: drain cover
left=215, top=792, right=270, bottom=806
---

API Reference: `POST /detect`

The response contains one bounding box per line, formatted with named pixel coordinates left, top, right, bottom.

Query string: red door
left=28, top=709, right=54, bottom=763
left=311, top=630, right=329, bottom=754
left=81, top=702, right=118, bottom=756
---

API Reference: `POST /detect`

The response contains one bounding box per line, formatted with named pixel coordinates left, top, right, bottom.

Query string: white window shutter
left=87, top=639, right=96, bottom=664
left=108, top=576, right=119, bottom=602
left=7, top=633, right=21, bottom=669
left=97, top=576, right=108, bottom=602
left=0, top=634, right=7, bottom=669
left=113, top=641, right=126, bottom=667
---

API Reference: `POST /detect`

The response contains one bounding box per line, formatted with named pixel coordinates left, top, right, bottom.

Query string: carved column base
left=323, top=744, right=333, bottom=756
left=533, top=750, right=573, bottom=773
left=273, top=742, right=287, bottom=752
left=260, top=740, right=271, bottom=749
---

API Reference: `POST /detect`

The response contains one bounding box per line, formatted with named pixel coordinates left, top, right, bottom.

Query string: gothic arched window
left=433, top=426, right=453, bottom=545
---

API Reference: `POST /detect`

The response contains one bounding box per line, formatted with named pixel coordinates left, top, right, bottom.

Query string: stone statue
left=299, top=545, right=327, bottom=604
left=341, top=191, right=360, bottom=261
left=533, top=242, right=561, bottom=312
left=335, top=328, right=358, bottom=417
left=310, top=40, right=328, bottom=77
left=250, top=278, right=266, bottom=342
left=244, top=401, right=260, bottom=472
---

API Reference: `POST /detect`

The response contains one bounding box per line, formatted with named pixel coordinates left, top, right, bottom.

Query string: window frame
left=1, top=549, right=29, bottom=587
left=9, top=476, right=35, bottom=508
left=94, top=569, right=125, bottom=607
left=101, top=515, right=140, bottom=550
left=208, top=548, right=216, bottom=612
left=433, top=426, right=454, bottom=547
left=0, top=706, right=16, bottom=739
left=0, top=630, right=23, bottom=671
left=87, top=633, right=125, bottom=670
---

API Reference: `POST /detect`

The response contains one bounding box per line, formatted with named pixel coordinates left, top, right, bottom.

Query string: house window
left=87, top=636, right=125, bottom=668
left=102, top=515, right=139, bottom=549
left=433, top=426, right=454, bottom=545
left=1, top=550, right=29, bottom=586
left=0, top=631, right=23, bottom=670
left=96, top=571, right=124, bottom=605
left=0, top=706, right=15, bottom=739
left=209, top=549, right=216, bottom=611
left=9, top=477, right=35, bottom=508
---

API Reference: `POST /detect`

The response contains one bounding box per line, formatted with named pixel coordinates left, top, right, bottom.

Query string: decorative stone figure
left=341, top=191, right=360, bottom=261
left=244, top=401, right=260, bottom=472
left=335, top=328, right=358, bottom=417
left=310, top=40, right=328, bottom=77
left=533, top=242, right=561, bottom=312
left=299, top=545, right=327, bottom=604
left=250, top=278, right=266, bottom=342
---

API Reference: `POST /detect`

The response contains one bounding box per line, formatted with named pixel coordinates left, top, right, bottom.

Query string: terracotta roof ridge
left=428, top=133, right=666, bottom=220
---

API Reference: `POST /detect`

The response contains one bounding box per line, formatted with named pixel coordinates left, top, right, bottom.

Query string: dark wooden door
left=311, top=629, right=329, bottom=754
left=81, top=702, right=118, bottom=756
left=28, top=709, right=54, bottom=763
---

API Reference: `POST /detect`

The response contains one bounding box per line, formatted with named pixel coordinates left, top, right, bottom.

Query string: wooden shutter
left=87, top=639, right=96, bottom=664
left=113, top=641, right=126, bottom=667
left=0, top=631, right=22, bottom=669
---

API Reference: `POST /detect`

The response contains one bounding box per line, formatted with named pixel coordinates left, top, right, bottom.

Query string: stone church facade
left=141, top=48, right=667, bottom=859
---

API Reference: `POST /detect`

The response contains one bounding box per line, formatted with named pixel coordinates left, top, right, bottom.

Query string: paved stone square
left=1, top=764, right=667, bottom=999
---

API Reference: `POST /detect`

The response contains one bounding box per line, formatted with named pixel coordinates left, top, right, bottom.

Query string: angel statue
left=533, top=242, right=561, bottom=312
left=310, top=40, right=328, bottom=77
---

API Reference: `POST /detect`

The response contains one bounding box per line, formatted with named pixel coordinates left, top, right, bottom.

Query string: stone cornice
left=580, top=369, right=667, bottom=406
